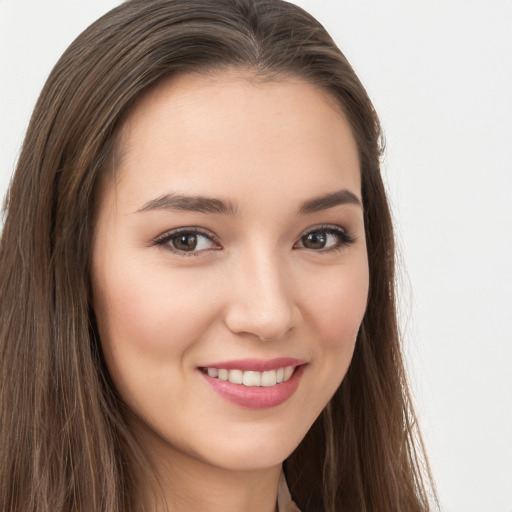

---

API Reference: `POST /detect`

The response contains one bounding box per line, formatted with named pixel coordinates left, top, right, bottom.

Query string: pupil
left=174, top=234, right=197, bottom=251
left=303, top=231, right=326, bottom=249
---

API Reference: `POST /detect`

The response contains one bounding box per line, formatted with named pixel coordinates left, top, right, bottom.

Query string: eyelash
left=294, top=225, right=355, bottom=253
left=153, top=224, right=355, bottom=257
left=153, top=227, right=220, bottom=257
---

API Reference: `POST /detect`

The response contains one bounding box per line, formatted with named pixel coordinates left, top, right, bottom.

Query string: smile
left=199, top=358, right=306, bottom=409
left=201, top=366, right=295, bottom=387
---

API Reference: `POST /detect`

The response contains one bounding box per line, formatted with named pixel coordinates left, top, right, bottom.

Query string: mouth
left=199, top=365, right=296, bottom=387
left=198, top=358, right=306, bottom=409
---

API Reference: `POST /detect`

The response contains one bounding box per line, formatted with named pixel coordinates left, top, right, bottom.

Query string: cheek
left=309, top=260, right=369, bottom=345
left=301, top=256, right=369, bottom=399
left=92, top=257, right=222, bottom=391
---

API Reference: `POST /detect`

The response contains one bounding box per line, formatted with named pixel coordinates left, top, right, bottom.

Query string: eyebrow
left=298, top=189, right=362, bottom=214
left=136, top=188, right=361, bottom=215
left=136, top=194, right=237, bottom=215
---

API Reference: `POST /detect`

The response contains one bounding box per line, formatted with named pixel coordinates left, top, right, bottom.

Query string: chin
left=204, top=444, right=294, bottom=473
left=193, top=419, right=312, bottom=472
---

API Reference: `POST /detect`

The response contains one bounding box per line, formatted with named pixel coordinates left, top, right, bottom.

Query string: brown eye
left=172, top=233, right=198, bottom=251
left=155, top=229, right=218, bottom=255
left=301, top=231, right=327, bottom=249
left=295, top=227, right=354, bottom=251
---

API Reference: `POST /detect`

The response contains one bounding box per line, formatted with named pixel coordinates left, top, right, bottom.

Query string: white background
left=1, top=1, right=511, bottom=511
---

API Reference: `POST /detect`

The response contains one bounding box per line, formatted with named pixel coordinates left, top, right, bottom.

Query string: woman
left=0, top=0, right=437, bottom=511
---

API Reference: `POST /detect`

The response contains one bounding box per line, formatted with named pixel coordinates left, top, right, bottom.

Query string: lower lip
left=199, top=365, right=306, bottom=409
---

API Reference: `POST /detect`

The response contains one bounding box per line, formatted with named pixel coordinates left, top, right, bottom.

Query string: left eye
left=295, top=227, right=353, bottom=251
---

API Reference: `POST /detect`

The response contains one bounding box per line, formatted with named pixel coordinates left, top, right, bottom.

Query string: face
left=91, top=71, right=369, bottom=475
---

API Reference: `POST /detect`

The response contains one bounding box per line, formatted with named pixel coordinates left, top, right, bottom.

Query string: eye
left=295, top=226, right=354, bottom=251
left=154, top=228, right=219, bottom=255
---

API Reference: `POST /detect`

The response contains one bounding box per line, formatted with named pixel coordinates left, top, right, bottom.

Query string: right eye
left=154, top=228, right=219, bottom=256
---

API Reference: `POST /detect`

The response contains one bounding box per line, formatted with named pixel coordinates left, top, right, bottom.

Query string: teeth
left=243, top=371, right=261, bottom=387
left=204, top=365, right=296, bottom=387
left=229, top=369, right=243, bottom=384
left=261, top=370, right=277, bottom=387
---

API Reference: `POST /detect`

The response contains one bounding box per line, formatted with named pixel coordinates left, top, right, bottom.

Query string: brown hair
left=0, top=1, right=436, bottom=510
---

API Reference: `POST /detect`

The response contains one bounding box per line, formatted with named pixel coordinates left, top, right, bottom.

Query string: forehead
left=108, top=70, right=361, bottom=212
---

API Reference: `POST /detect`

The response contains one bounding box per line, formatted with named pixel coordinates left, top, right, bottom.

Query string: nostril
left=222, top=273, right=300, bottom=341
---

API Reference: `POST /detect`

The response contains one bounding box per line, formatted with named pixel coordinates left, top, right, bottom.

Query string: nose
left=223, top=251, right=300, bottom=341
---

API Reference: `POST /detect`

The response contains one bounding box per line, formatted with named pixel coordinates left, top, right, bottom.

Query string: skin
left=91, top=70, right=369, bottom=512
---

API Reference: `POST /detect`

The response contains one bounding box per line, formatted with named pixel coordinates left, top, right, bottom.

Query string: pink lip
left=198, top=361, right=306, bottom=409
left=200, top=357, right=305, bottom=372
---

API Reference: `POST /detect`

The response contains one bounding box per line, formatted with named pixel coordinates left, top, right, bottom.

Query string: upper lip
left=199, top=357, right=306, bottom=372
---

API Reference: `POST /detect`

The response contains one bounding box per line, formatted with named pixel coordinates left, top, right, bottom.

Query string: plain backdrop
left=1, top=1, right=511, bottom=511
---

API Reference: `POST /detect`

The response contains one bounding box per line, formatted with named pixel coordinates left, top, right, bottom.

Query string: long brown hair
left=0, top=1, right=437, bottom=510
